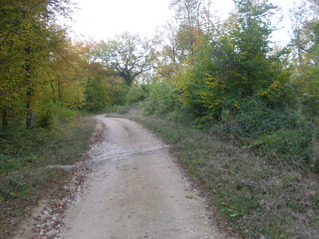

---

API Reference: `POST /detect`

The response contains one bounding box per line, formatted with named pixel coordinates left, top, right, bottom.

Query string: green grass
left=0, top=116, right=95, bottom=239
left=123, top=110, right=319, bottom=239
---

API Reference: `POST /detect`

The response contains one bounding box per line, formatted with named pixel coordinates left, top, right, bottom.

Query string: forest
left=1, top=0, right=319, bottom=238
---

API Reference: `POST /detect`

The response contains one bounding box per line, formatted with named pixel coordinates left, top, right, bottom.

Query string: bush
left=36, top=103, right=54, bottom=128
left=235, top=100, right=298, bottom=138
left=252, top=128, right=313, bottom=166
left=210, top=98, right=318, bottom=170
left=212, top=101, right=294, bottom=141
left=126, top=84, right=149, bottom=104
left=53, top=104, right=77, bottom=123
left=142, top=80, right=179, bottom=116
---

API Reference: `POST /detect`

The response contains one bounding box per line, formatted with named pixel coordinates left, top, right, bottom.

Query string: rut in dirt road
left=61, top=115, right=229, bottom=239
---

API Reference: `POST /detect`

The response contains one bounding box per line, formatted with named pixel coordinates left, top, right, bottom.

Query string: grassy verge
left=122, top=110, right=319, bottom=239
left=0, top=116, right=95, bottom=239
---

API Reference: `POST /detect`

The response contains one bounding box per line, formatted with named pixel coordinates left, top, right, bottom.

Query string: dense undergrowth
left=131, top=81, right=319, bottom=173
left=0, top=116, right=95, bottom=239
left=121, top=106, right=319, bottom=239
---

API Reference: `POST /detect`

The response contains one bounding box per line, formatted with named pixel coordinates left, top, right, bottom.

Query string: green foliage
left=0, top=0, right=89, bottom=130
left=117, top=0, right=319, bottom=237
left=72, top=60, right=129, bottom=112
left=300, top=58, right=319, bottom=117
left=228, top=99, right=298, bottom=138
left=35, top=102, right=54, bottom=128
left=253, top=128, right=313, bottom=164
left=209, top=98, right=318, bottom=170
left=142, top=80, right=180, bottom=115
left=52, top=104, right=77, bottom=124
left=94, top=33, right=154, bottom=86
left=84, top=75, right=111, bottom=112
left=289, top=2, right=319, bottom=117
left=181, top=0, right=291, bottom=121
left=126, top=84, right=150, bottom=104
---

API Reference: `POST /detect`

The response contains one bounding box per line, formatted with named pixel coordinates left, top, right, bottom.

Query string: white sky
left=69, top=0, right=296, bottom=43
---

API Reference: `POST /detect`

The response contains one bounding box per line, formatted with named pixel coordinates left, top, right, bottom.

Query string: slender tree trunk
left=312, top=124, right=319, bottom=169
left=50, top=81, right=56, bottom=103
left=296, top=30, right=304, bottom=71
left=2, top=107, right=8, bottom=132
left=58, top=78, right=62, bottom=105
left=26, top=87, right=34, bottom=128
left=25, top=46, right=34, bottom=129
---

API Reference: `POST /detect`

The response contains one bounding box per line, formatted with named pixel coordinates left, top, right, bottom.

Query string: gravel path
left=60, top=115, right=227, bottom=239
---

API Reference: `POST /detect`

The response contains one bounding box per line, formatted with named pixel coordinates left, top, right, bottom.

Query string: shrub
left=252, top=128, right=313, bottom=167
left=36, top=103, right=54, bottom=128
left=142, top=80, right=179, bottom=116
left=126, top=84, right=149, bottom=104
left=210, top=98, right=318, bottom=170
left=53, top=104, right=77, bottom=123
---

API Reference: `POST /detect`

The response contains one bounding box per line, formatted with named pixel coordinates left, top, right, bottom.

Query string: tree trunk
left=25, top=46, right=33, bottom=129
left=26, top=87, right=34, bottom=128
left=296, top=30, right=304, bottom=71
left=2, top=107, right=8, bottom=132
left=50, top=81, right=56, bottom=103
left=58, top=78, right=62, bottom=105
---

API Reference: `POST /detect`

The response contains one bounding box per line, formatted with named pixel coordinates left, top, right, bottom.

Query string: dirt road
left=61, top=115, right=226, bottom=239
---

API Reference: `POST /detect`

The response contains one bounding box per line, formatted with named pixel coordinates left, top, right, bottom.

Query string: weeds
left=0, top=116, right=95, bottom=239
left=124, top=109, right=319, bottom=239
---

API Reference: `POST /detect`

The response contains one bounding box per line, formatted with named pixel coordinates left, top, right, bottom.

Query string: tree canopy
left=94, top=33, right=154, bottom=85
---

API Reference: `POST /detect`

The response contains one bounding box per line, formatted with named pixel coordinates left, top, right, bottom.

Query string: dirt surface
left=60, top=115, right=228, bottom=239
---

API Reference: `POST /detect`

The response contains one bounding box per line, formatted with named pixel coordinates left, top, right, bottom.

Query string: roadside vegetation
left=0, top=114, right=95, bottom=239
left=120, top=107, right=319, bottom=239
left=1, top=0, right=319, bottom=238
left=117, top=0, right=319, bottom=238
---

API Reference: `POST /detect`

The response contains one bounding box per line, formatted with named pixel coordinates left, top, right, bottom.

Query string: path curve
left=61, top=115, right=227, bottom=239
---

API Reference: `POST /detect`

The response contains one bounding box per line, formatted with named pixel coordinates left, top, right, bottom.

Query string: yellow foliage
left=206, top=81, right=221, bottom=88
left=269, top=80, right=280, bottom=89
left=257, top=91, right=268, bottom=96
left=209, top=100, right=223, bottom=109
left=172, top=65, right=193, bottom=90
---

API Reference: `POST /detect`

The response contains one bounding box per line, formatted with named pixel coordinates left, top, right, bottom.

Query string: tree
left=95, top=33, right=154, bottom=86
left=289, top=0, right=319, bottom=116
left=181, top=0, right=291, bottom=119
left=169, top=0, right=212, bottom=64
left=289, top=0, right=312, bottom=72
left=153, top=22, right=181, bottom=77
left=0, top=0, right=73, bottom=130
left=83, top=62, right=128, bottom=112
left=153, top=0, right=216, bottom=80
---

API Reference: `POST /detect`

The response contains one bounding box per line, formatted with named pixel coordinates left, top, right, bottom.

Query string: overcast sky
left=69, top=0, right=296, bottom=44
